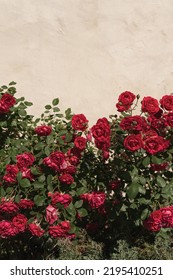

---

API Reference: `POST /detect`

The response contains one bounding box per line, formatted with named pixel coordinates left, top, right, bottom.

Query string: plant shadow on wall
left=0, top=82, right=173, bottom=260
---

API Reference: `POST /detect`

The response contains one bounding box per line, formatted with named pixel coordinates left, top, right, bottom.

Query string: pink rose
left=46, top=205, right=58, bottom=224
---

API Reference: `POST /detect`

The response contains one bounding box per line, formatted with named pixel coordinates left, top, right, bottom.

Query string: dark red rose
left=147, top=115, right=166, bottom=131
left=49, top=220, right=71, bottom=238
left=124, top=134, right=142, bottom=151
left=143, top=210, right=162, bottom=232
left=1, top=93, right=16, bottom=107
left=16, top=152, right=35, bottom=170
left=142, top=130, right=158, bottom=140
left=51, top=192, right=72, bottom=208
left=12, top=214, right=28, bottom=233
left=150, top=163, right=168, bottom=171
left=63, top=165, right=76, bottom=174
left=0, top=101, right=10, bottom=114
left=58, top=173, right=74, bottom=185
left=68, top=155, right=79, bottom=166
left=74, top=136, right=87, bottom=150
left=18, top=199, right=34, bottom=209
left=142, top=135, right=169, bottom=154
left=164, top=112, right=173, bottom=127
left=34, top=125, right=52, bottom=136
left=141, top=96, right=160, bottom=115
left=42, top=157, right=59, bottom=171
left=108, top=180, right=121, bottom=190
left=160, top=95, right=173, bottom=111
left=21, top=168, right=34, bottom=181
left=0, top=221, right=18, bottom=238
left=0, top=201, right=19, bottom=214
left=28, top=223, right=45, bottom=237
left=46, top=205, right=58, bottom=225
left=120, top=115, right=147, bottom=131
left=3, top=164, right=19, bottom=183
left=49, top=151, right=66, bottom=166
left=71, top=114, right=88, bottom=131
left=91, top=118, right=110, bottom=151
left=116, top=91, right=136, bottom=112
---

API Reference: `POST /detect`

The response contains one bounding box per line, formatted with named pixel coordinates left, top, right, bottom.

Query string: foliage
left=0, top=84, right=173, bottom=259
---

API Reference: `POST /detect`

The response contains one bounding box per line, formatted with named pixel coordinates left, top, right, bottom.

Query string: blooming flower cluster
left=3, top=152, right=35, bottom=183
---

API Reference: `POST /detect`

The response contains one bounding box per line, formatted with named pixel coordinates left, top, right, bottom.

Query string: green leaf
left=19, top=178, right=31, bottom=188
left=45, top=105, right=51, bottom=110
left=45, top=146, right=50, bottom=156
left=9, top=81, right=16, bottom=86
left=47, top=174, right=53, bottom=185
left=38, top=174, right=46, bottom=183
left=66, top=203, right=76, bottom=217
left=31, top=166, right=42, bottom=175
left=157, top=175, right=166, bottom=188
left=77, top=208, right=88, bottom=217
left=24, top=101, right=33, bottom=106
left=33, top=182, right=44, bottom=190
left=126, top=182, right=141, bottom=199
left=34, top=195, right=45, bottom=206
left=18, top=109, right=27, bottom=116
left=142, top=156, right=150, bottom=167
left=74, top=200, right=83, bottom=208
left=52, top=98, right=59, bottom=106
left=141, top=208, right=150, bottom=220
left=151, top=155, right=163, bottom=164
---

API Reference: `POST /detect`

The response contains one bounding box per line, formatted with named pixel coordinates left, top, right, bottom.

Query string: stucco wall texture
left=0, top=0, right=173, bottom=124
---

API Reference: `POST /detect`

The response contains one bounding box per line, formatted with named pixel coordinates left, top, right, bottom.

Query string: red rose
left=28, top=223, right=45, bottom=237
left=51, top=192, right=72, bottom=208
left=142, top=135, right=169, bottom=154
left=16, top=152, right=35, bottom=170
left=160, top=206, right=173, bottom=227
left=141, top=96, right=160, bottom=115
left=143, top=210, right=162, bottom=232
left=71, top=114, right=88, bottom=131
left=49, top=220, right=71, bottom=238
left=59, top=173, right=74, bottom=185
left=116, top=91, right=136, bottom=112
left=0, top=201, right=19, bottom=214
left=164, top=112, right=173, bottom=127
left=120, top=115, right=147, bottom=131
left=150, top=163, right=168, bottom=171
left=42, top=157, right=60, bottom=171
left=68, top=155, right=79, bottom=166
left=12, top=214, right=28, bottom=233
left=46, top=205, right=58, bottom=224
left=63, top=165, right=76, bottom=174
left=147, top=116, right=166, bottom=131
left=34, top=125, right=52, bottom=136
left=74, top=136, right=87, bottom=150
left=0, top=101, right=10, bottom=114
left=0, top=221, right=18, bottom=238
left=49, top=151, right=66, bottom=166
left=18, top=199, right=34, bottom=209
left=21, top=168, right=34, bottom=181
left=81, top=192, right=106, bottom=209
left=1, top=93, right=16, bottom=107
left=3, top=164, right=19, bottom=183
left=108, top=180, right=121, bottom=190
left=91, top=118, right=110, bottom=151
left=160, top=95, right=173, bottom=111
left=124, top=134, right=142, bottom=151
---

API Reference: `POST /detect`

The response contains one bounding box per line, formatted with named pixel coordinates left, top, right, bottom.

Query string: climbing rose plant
left=0, top=84, right=173, bottom=244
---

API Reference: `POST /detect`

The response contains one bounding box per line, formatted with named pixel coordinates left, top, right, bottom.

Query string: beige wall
left=0, top=0, right=173, bottom=124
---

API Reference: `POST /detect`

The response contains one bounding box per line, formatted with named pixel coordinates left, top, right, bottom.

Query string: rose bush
left=0, top=83, right=173, bottom=259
